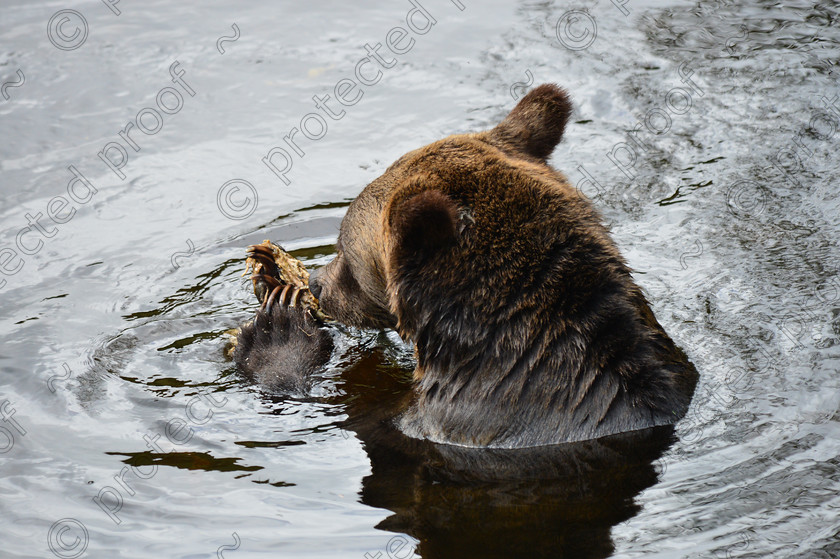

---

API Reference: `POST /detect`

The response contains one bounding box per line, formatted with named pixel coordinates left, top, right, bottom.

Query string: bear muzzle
left=308, top=267, right=324, bottom=299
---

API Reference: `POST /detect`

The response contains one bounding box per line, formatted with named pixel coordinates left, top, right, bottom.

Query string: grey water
left=1, top=0, right=839, bottom=557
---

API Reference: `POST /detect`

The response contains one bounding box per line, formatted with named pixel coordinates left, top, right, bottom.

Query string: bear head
left=310, top=84, right=574, bottom=331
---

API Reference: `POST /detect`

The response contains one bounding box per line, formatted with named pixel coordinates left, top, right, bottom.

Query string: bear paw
left=234, top=243, right=333, bottom=394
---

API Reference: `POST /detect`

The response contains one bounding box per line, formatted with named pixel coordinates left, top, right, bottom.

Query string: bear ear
left=489, top=83, right=573, bottom=160
left=388, top=190, right=459, bottom=262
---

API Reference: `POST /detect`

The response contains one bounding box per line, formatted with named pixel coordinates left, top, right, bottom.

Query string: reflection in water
left=329, top=347, right=676, bottom=559
left=107, top=450, right=263, bottom=474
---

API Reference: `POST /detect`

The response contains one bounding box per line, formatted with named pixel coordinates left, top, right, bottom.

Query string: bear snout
left=308, top=268, right=323, bottom=299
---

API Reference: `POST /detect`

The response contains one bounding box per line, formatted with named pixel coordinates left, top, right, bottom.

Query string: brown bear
left=237, top=84, right=698, bottom=448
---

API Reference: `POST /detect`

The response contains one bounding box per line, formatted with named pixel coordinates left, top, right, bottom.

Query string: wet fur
left=234, top=294, right=332, bottom=394
left=240, top=84, right=698, bottom=446
left=310, top=84, right=697, bottom=447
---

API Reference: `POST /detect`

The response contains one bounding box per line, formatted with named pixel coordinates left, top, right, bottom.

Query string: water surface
left=1, top=1, right=839, bottom=557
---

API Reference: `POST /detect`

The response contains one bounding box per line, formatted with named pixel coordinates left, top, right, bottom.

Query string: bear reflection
left=334, top=346, right=674, bottom=559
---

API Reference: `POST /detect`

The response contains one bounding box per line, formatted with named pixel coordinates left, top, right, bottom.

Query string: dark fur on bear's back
left=307, top=84, right=698, bottom=448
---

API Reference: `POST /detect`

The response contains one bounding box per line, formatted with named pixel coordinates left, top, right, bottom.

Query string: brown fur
left=307, top=84, right=698, bottom=447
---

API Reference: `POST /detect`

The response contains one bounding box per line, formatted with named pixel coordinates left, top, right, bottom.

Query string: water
left=1, top=0, right=839, bottom=557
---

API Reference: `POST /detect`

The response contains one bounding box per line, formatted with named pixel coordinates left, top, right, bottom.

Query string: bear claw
left=241, top=240, right=330, bottom=323
left=261, top=284, right=282, bottom=314
left=289, top=286, right=303, bottom=307
left=253, top=273, right=281, bottom=304
left=262, top=284, right=308, bottom=315
left=247, top=244, right=279, bottom=272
